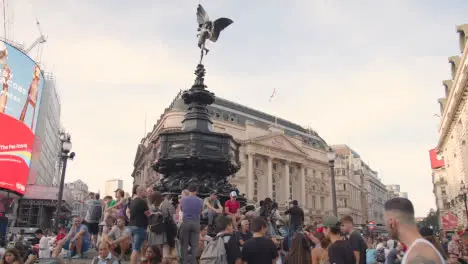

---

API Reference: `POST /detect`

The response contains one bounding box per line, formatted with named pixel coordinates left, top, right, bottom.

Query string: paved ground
left=37, top=249, right=130, bottom=264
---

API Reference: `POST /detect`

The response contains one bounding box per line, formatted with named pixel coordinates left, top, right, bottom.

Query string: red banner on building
left=429, top=148, right=445, bottom=169
left=441, top=213, right=458, bottom=229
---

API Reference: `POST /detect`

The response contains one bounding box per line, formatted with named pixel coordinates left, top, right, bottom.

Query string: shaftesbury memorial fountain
left=153, top=5, right=246, bottom=205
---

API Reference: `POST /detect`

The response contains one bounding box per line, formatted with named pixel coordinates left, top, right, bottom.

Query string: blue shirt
left=66, top=224, right=90, bottom=245
left=181, top=195, right=203, bottom=221
left=366, top=248, right=376, bottom=264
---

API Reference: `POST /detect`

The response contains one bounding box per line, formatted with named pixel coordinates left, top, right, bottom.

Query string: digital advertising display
left=0, top=40, right=44, bottom=195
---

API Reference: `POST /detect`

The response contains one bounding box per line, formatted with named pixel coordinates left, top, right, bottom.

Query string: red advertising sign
left=0, top=41, right=44, bottom=195
left=429, top=148, right=445, bottom=169
left=441, top=213, right=458, bottom=230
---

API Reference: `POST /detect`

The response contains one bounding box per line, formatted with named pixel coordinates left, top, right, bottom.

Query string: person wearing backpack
left=375, top=241, right=386, bottom=263
left=200, top=215, right=241, bottom=264
left=84, top=193, right=102, bottom=248
left=148, top=192, right=166, bottom=249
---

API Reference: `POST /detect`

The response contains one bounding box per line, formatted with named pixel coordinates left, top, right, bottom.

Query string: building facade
left=361, top=162, right=388, bottom=224
left=435, top=24, right=468, bottom=227
left=28, top=72, right=62, bottom=186
left=104, top=179, right=123, bottom=198
left=332, top=145, right=378, bottom=225
left=65, top=179, right=89, bottom=218
left=386, top=185, right=408, bottom=199
left=132, top=93, right=334, bottom=222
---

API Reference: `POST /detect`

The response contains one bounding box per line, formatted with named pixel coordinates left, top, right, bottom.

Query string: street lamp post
left=55, top=132, right=75, bottom=229
left=327, top=147, right=338, bottom=217
left=460, top=181, right=468, bottom=223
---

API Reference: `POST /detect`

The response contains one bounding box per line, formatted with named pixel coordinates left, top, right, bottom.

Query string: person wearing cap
left=322, top=215, right=355, bottom=264
left=225, top=191, right=243, bottom=231
left=202, top=191, right=223, bottom=229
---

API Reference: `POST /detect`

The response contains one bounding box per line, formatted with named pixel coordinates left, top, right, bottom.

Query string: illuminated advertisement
left=0, top=41, right=44, bottom=195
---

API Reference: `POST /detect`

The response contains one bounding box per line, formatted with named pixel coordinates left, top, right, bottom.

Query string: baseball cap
left=230, top=191, right=237, bottom=197
left=323, top=215, right=340, bottom=228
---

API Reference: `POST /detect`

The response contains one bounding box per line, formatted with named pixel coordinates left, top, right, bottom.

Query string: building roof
left=165, top=92, right=329, bottom=150
left=332, top=144, right=361, bottom=158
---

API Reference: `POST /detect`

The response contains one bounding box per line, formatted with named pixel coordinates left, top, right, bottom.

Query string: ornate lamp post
left=327, top=147, right=338, bottom=217
left=55, top=132, right=75, bottom=229
left=460, top=181, right=468, bottom=222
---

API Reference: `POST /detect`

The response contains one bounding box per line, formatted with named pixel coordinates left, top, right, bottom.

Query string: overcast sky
left=8, top=0, right=468, bottom=216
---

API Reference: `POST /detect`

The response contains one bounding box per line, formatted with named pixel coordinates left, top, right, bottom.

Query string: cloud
left=6, top=0, right=467, bottom=216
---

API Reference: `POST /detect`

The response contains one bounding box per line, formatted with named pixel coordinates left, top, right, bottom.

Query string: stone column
left=300, top=165, right=306, bottom=207
left=247, top=153, right=254, bottom=199
left=267, top=157, right=273, bottom=198
left=284, top=161, right=290, bottom=201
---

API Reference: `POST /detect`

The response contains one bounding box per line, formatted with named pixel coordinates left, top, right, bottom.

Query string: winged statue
left=196, top=4, right=233, bottom=63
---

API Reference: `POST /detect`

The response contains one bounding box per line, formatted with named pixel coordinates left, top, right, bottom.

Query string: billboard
left=441, top=213, right=458, bottom=230
left=429, top=148, right=445, bottom=169
left=0, top=41, right=44, bottom=195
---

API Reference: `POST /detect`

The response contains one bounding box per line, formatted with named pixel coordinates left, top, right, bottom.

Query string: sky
left=6, top=0, right=468, bottom=216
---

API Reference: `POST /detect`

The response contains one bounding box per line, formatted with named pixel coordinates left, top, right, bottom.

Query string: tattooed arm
left=406, top=254, right=440, bottom=264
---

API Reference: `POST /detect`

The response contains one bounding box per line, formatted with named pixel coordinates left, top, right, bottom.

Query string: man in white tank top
left=383, top=198, right=445, bottom=264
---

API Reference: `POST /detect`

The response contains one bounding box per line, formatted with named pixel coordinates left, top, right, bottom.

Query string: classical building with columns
left=132, top=92, right=333, bottom=222
left=435, top=23, right=468, bottom=227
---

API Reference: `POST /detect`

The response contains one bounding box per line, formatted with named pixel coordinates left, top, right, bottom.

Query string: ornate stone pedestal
left=153, top=64, right=246, bottom=206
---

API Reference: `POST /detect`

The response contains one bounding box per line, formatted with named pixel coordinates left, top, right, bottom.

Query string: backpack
left=375, top=247, right=386, bottom=262
left=148, top=210, right=165, bottom=234
left=122, top=201, right=130, bottom=223
left=200, top=235, right=228, bottom=264
left=117, top=201, right=128, bottom=221
left=89, top=202, right=103, bottom=222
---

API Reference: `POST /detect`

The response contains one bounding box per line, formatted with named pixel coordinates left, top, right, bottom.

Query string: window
left=289, top=178, right=293, bottom=200
left=229, top=114, right=237, bottom=123
left=343, top=184, right=347, bottom=191
left=321, top=172, right=325, bottom=179
left=215, top=112, right=221, bottom=119
left=313, top=170, right=316, bottom=177
left=312, top=195, right=316, bottom=209
left=320, top=197, right=325, bottom=210
left=255, top=159, right=259, bottom=168
left=272, top=176, right=277, bottom=201
left=273, top=163, right=277, bottom=171
left=344, top=199, right=348, bottom=208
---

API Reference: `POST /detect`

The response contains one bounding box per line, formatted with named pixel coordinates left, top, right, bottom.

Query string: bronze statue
left=196, top=4, right=233, bottom=64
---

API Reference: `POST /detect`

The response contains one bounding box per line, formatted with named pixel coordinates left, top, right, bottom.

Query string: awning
left=23, top=184, right=73, bottom=206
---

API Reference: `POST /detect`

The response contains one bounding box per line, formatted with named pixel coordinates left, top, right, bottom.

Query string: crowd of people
left=1, top=184, right=462, bottom=264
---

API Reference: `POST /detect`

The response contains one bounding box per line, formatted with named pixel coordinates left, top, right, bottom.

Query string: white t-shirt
left=401, top=238, right=444, bottom=264
left=38, top=236, right=51, bottom=259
